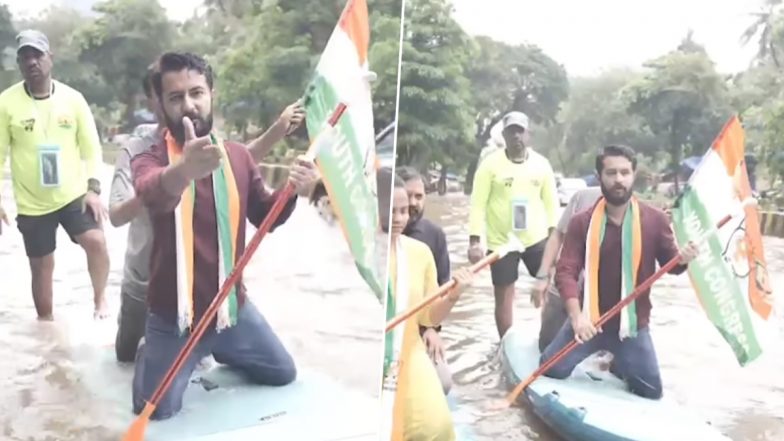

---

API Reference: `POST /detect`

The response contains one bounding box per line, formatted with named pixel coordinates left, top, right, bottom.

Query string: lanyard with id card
left=512, top=197, right=528, bottom=231
left=30, top=82, right=60, bottom=188
left=38, top=144, right=61, bottom=188
left=31, top=81, right=60, bottom=188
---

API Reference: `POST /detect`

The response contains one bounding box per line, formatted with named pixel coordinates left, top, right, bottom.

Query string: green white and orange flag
left=304, top=0, right=383, bottom=302
left=671, top=116, right=776, bottom=366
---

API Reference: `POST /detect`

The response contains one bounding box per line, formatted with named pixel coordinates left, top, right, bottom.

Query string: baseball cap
left=16, top=30, right=50, bottom=54
left=502, top=111, right=529, bottom=131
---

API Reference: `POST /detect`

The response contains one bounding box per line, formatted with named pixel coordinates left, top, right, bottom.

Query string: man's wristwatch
left=87, top=178, right=101, bottom=196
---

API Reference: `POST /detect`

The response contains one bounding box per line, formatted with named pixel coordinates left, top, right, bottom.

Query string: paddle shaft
left=385, top=251, right=502, bottom=333
left=146, top=103, right=347, bottom=408
left=505, top=212, right=734, bottom=405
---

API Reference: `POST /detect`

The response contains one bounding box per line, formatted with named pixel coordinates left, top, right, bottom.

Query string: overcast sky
left=3, top=0, right=768, bottom=76
left=451, top=0, right=767, bottom=76
left=4, top=0, right=203, bottom=22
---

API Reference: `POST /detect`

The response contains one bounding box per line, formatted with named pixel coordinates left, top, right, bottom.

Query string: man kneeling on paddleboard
left=130, top=52, right=318, bottom=420
left=540, top=145, right=699, bottom=400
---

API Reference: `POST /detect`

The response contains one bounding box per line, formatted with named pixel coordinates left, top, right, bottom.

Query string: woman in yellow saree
left=380, top=168, right=473, bottom=441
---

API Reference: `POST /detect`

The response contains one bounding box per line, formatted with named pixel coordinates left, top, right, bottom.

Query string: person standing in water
left=531, top=186, right=602, bottom=352
left=0, top=29, right=110, bottom=320
left=467, top=111, right=559, bottom=339
left=110, top=64, right=165, bottom=362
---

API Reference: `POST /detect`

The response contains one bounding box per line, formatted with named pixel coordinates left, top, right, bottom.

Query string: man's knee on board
left=538, top=355, right=572, bottom=380
left=243, top=356, right=297, bottom=386
left=133, top=398, right=182, bottom=421
left=627, top=375, right=663, bottom=400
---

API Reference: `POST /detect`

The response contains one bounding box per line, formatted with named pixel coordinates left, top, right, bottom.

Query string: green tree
left=741, top=0, right=783, bottom=67
left=215, top=5, right=317, bottom=143
left=0, top=3, right=18, bottom=91
left=541, top=69, right=658, bottom=175
left=460, top=35, right=568, bottom=194
left=396, top=0, right=475, bottom=172
left=76, top=0, right=175, bottom=130
left=624, top=40, right=731, bottom=191
left=367, top=4, right=403, bottom=130
left=18, top=6, right=114, bottom=109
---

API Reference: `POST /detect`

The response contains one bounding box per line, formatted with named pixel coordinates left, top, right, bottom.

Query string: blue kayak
left=500, top=325, right=731, bottom=441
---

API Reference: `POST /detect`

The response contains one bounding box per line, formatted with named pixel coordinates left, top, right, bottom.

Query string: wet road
left=427, top=193, right=784, bottom=441
left=0, top=164, right=383, bottom=440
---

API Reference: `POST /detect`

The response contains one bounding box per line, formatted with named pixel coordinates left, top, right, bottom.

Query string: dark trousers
left=538, top=291, right=568, bottom=353
left=132, top=301, right=296, bottom=420
left=539, top=322, right=663, bottom=399
left=115, top=290, right=147, bottom=362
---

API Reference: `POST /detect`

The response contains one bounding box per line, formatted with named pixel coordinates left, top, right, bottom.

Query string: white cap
left=502, top=111, right=529, bottom=130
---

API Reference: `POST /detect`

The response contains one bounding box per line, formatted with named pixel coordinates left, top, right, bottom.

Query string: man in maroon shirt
left=540, top=145, right=698, bottom=400
left=130, top=52, right=318, bottom=420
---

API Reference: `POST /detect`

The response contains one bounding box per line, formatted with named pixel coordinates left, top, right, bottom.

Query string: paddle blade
left=487, top=397, right=513, bottom=411
left=506, top=380, right=528, bottom=406
left=122, top=402, right=156, bottom=441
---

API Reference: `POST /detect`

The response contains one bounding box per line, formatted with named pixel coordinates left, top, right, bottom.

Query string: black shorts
left=489, top=238, right=547, bottom=287
left=16, top=195, right=100, bottom=258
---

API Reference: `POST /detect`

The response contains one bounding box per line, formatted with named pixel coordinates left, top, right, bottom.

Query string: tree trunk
left=438, top=164, right=447, bottom=195
left=670, top=118, right=681, bottom=193
left=464, top=157, right=477, bottom=195
left=770, top=40, right=781, bottom=69
left=555, top=122, right=570, bottom=173
left=123, top=89, right=136, bottom=133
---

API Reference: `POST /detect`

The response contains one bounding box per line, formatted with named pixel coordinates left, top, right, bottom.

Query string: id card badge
left=512, top=198, right=528, bottom=232
left=38, top=144, right=61, bottom=188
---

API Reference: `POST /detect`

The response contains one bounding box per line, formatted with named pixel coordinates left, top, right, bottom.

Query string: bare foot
left=94, top=296, right=110, bottom=320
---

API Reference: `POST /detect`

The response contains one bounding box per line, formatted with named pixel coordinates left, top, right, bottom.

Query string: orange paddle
left=123, top=102, right=347, bottom=441
left=385, top=235, right=523, bottom=333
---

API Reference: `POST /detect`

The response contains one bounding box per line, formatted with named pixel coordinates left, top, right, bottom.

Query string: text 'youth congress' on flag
left=671, top=115, right=776, bottom=366
left=304, top=0, right=383, bottom=302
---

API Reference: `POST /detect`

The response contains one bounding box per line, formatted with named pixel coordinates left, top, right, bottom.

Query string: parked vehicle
left=557, top=176, right=588, bottom=206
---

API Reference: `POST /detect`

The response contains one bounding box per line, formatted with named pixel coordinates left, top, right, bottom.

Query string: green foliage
left=395, top=0, right=475, bottom=169
left=397, top=3, right=784, bottom=197
left=467, top=37, right=569, bottom=145
left=76, top=0, right=175, bottom=131
left=624, top=48, right=731, bottom=179
left=537, top=69, right=658, bottom=175
left=2, top=0, right=401, bottom=157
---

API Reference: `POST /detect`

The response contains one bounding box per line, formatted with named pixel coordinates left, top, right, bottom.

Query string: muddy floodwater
left=0, top=164, right=383, bottom=440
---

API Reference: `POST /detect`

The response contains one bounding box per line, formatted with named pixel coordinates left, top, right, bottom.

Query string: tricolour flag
left=304, top=0, right=383, bottom=302
left=671, top=116, right=776, bottom=366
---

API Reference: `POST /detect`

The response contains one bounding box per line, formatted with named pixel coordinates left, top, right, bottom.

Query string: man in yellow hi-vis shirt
left=468, top=111, right=558, bottom=339
left=0, top=30, right=110, bottom=320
